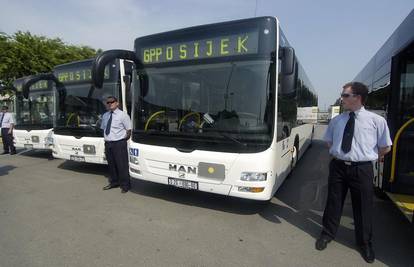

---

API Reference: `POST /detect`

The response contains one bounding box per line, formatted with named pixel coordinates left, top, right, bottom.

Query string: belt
left=333, top=158, right=372, bottom=166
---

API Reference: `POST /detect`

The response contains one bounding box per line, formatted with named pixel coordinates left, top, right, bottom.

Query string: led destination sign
left=55, top=66, right=110, bottom=84
left=13, top=79, right=47, bottom=92
left=30, top=80, right=48, bottom=90
left=140, top=31, right=259, bottom=64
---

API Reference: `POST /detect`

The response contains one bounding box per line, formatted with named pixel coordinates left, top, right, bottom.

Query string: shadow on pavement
left=17, top=149, right=54, bottom=160
left=57, top=160, right=110, bottom=178
left=130, top=178, right=268, bottom=215
left=259, top=135, right=414, bottom=266
left=0, top=165, right=16, bottom=176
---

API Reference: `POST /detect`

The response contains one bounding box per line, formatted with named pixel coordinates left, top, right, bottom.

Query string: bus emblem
left=169, top=164, right=197, bottom=174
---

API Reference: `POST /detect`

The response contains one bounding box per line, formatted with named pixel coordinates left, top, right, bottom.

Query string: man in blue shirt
left=100, top=96, right=132, bottom=193
left=0, top=106, right=16, bottom=155
left=315, top=82, right=392, bottom=264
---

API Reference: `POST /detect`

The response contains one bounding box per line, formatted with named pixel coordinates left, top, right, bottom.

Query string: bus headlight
left=240, top=172, right=267, bottom=181
left=129, top=155, right=139, bottom=165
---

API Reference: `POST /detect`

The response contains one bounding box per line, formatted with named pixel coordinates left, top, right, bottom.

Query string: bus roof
left=53, top=58, right=95, bottom=70
left=354, top=9, right=414, bottom=87
left=135, top=16, right=278, bottom=43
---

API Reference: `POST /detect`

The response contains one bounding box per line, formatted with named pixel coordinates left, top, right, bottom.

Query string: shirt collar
left=346, top=106, right=365, bottom=117
left=111, top=108, right=121, bottom=114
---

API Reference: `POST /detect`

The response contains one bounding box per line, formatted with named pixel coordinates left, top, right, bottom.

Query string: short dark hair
left=1, top=106, right=8, bottom=110
left=106, top=96, right=118, bottom=102
left=342, top=82, right=369, bottom=104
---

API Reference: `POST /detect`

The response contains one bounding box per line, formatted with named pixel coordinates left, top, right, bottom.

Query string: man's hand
left=379, top=146, right=391, bottom=157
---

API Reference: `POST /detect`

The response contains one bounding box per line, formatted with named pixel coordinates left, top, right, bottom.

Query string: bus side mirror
left=280, top=47, right=297, bottom=96
left=21, top=73, right=58, bottom=99
left=123, top=75, right=131, bottom=93
left=281, top=47, right=295, bottom=75
left=92, top=49, right=142, bottom=88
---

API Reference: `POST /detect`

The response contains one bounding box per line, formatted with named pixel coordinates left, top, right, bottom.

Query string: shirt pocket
left=110, top=117, right=123, bottom=130
left=355, top=126, right=377, bottom=149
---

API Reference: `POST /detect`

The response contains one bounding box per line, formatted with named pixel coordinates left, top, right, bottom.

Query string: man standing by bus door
left=315, top=82, right=392, bottom=264
left=1, top=106, right=16, bottom=155
left=101, top=96, right=132, bottom=193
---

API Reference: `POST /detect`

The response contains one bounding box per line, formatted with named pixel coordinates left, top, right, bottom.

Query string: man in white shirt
left=315, top=82, right=392, bottom=264
left=0, top=106, right=16, bottom=155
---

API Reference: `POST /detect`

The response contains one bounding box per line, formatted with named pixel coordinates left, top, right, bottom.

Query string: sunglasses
left=106, top=101, right=116, bottom=104
left=340, top=93, right=357, bottom=98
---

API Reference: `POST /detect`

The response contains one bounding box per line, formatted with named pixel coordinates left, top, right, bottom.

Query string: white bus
left=51, top=58, right=132, bottom=164
left=13, top=75, right=57, bottom=150
left=93, top=17, right=317, bottom=200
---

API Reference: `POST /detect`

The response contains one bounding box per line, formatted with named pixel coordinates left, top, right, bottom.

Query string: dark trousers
left=104, top=139, right=130, bottom=190
left=322, top=159, right=374, bottom=246
left=1, top=128, right=15, bottom=153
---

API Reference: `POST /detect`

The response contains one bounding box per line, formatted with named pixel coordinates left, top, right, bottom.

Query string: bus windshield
left=15, top=90, right=54, bottom=129
left=134, top=59, right=274, bottom=153
left=54, top=82, right=118, bottom=137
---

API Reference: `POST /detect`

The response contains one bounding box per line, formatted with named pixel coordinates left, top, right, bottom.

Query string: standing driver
left=316, top=82, right=392, bottom=263
left=100, top=96, right=132, bottom=193
left=1, top=106, right=16, bottom=155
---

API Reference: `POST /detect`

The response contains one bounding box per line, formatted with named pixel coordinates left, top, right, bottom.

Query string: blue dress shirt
left=324, top=107, right=392, bottom=161
left=100, top=108, right=132, bottom=141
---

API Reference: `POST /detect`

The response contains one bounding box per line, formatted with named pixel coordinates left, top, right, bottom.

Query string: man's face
left=106, top=98, right=119, bottom=111
left=341, top=86, right=361, bottom=110
left=1, top=108, right=6, bottom=113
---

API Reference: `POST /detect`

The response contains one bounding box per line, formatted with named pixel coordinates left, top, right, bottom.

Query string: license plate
left=70, top=155, right=85, bottom=162
left=168, top=178, right=198, bottom=190
left=24, top=144, right=33, bottom=149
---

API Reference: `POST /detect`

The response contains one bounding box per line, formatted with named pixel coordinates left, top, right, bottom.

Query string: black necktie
left=341, top=112, right=355, bottom=153
left=105, top=112, right=113, bottom=135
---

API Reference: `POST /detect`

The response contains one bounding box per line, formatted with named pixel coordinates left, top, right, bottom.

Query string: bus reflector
left=130, top=167, right=141, bottom=174
left=238, top=187, right=265, bottom=193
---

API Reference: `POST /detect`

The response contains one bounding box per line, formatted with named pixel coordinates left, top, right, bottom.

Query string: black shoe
left=121, top=188, right=129, bottom=193
left=360, top=245, right=375, bottom=263
left=10, top=151, right=16, bottom=155
left=315, top=236, right=331, bottom=251
left=102, top=184, right=119, bottom=190
left=1, top=151, right=9, bottom=155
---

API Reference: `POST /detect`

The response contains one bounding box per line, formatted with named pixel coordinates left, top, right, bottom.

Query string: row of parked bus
left=1, top=16, right=318, bottom=201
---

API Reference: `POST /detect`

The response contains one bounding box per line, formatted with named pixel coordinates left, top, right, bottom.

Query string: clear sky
left=1, top=0, right=413, bottom=110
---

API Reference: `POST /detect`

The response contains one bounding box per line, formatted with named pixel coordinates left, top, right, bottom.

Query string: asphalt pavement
left=0, top=124, right=413, bottom=267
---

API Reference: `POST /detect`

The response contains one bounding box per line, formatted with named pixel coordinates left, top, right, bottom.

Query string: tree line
left=0, top=31, right=101, bottom=95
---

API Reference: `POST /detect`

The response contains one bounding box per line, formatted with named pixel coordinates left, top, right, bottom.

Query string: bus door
left=391, top=44, right=414, bottom=195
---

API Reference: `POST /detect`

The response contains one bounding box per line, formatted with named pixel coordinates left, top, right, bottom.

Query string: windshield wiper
left=211, top=131, right=247, bottom=147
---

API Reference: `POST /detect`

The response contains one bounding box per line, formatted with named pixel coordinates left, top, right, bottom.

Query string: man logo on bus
left=169, top=164, right=197, bottom=174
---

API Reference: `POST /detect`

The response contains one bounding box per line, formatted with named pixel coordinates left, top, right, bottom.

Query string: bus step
left=385, top=192, right=414, bottom=223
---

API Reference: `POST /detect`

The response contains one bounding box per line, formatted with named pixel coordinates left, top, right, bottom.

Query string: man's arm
left=125, top=129, right=132, bottom=140
left=8, top=113, right=14, bottom=134
left=326, top=142, right=332, bottom=149
left=379, top=146, right=391, bottom=157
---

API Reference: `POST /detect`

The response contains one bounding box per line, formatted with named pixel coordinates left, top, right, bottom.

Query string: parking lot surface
left=0, top=125, right=413, bottom=267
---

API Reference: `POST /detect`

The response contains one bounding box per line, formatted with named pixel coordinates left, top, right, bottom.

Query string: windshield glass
left=15, top=90, right=54, bottom=129
left=133, top=60, right=274, bottom=153
left=54, top=82, right=118, bottom=137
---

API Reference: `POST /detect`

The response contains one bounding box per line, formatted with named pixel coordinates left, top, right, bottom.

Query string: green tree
left=0, top=31, right=101, bottom=95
